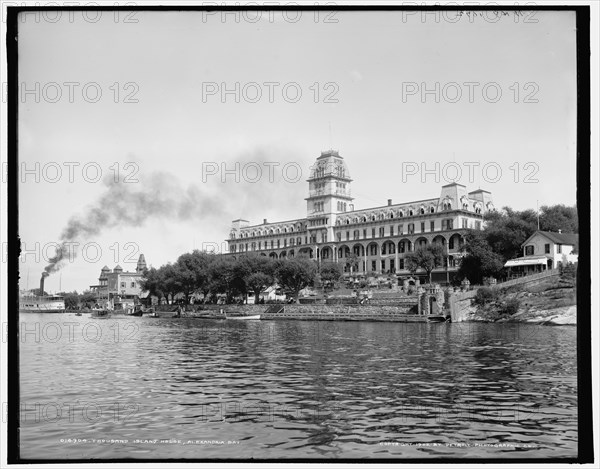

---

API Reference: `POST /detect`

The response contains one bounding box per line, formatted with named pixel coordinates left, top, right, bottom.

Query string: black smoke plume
left=43, top=172, right=220, bottom=275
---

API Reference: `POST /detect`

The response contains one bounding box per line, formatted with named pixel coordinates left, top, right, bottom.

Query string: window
left=475, top=221, right=481, bottom=230
left=379, top=227, right=385, bottom=237
left=398, top=224, right=404, bottom=235
left=408, top=223, right=414, bottom=234
left=525, top=245, right=534, bottom=256
left=557, top=244, right=562, bottom=254
left=131, top=282, right=136, bottom=288
left=399, top=242, right=405, bottom=253
left=372, top=228, right=375, bottom=238
left=121, top=282, right=126, bottom=288
left=381, top=260, right=386, bottom=271
left=462, top=219, right=468, bottom=229
left=336, top=233, right=341, bottom=242
left=430, top=221, right=435, bottom=232
left=346, top=231, right=350, bottom=241
left=544, top=243, right=550, bottom=254
left=390, top=226, right=394, bottom=236
left=363, top=229, right=367, bottom=238
left=449, top=237, right=454, bottom=249
left=371, top=260, right=376, bottom=271
left=420, top=222, right=425, bottom=233
left=399, top=258, right=405, bottom=270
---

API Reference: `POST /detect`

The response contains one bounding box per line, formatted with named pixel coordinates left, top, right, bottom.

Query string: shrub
left=474, top=287, right=499, bottom=306
left=499, top=298, right=520, bottom=317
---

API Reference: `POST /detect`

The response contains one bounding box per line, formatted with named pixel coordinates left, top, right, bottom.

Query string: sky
left=14, top=8, right=578, bottom=293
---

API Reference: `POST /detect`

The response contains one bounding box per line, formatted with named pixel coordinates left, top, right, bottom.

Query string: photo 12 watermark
left=13, top=81, right=140, bottom=104
left=6, top=161, right=140, bottom=184
left=401, top=161, right=540, bottom=184
left=201, top=81, right=339, bottom=104
left=401, top=82, right=539, bottom=104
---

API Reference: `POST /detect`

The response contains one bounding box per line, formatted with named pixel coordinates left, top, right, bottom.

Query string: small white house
left=504, top=230, right=578, bottom=276
left=247, top=285, right=287, bottom=304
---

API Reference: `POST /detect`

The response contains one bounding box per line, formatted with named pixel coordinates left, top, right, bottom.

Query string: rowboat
left=125, top=306, right=144, bottom=317
left=91, top=309, right=111, bottom=319
left=226, top=314, right=261, bottom=320
left=427, top=315, right=450, bottom=323
left=193, top=313, right=226, bottom=320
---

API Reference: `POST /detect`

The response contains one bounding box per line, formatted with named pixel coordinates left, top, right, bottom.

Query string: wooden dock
left=261, top=311, right=430, bottom=322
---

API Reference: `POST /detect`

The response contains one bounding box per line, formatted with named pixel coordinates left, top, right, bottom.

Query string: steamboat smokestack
left=40, top=272, right=48, bottom=296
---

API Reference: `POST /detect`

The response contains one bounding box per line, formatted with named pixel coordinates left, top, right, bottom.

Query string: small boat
left=91, top=309, right=111, bottom=319
left=147, top=312, right=159, bottom=318
left=126, top=306, right=144, bottom=317
left=427, top=315, right=449, bottom=323
left=226, top=313, right=261, bottom=320
left=194, top=313, right=227, bottom=320
left=75, top=312, right=82, bottom=316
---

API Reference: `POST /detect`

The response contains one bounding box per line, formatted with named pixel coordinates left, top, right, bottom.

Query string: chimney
left=387, top=199, right=392, bottom=206
left=40, top=272, right=48, bottom=296
left=263, top=219, right=267, bottom=225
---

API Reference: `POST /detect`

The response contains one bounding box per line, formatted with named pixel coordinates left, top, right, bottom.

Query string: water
left=18, top=313, right=578, bottom=459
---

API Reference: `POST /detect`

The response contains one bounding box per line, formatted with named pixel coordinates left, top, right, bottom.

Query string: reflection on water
left=18, top=313, right=577, bottom=459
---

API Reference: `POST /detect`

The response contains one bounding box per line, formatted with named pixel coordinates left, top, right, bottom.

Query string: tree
left=245, top=272, right=273, bottom=304
left=458, top=230, right=505, bottom=284
left=140, top=267, right=166, bottom=304
left=483, top=207, right=537, bottom=261
left=60, top=291, right=80, bottom=310
left=404, top=244, right=446, bottom=284
left=173, top=250, right=217, bottom=303
left=539, top=204, right=578, bottom=233
left=275, top=258, right=317, bottom=303
left=319, top=262, right=343, bottom=290
left=207, top=255, right=246, bottom=302
left=237, top=254, right=276, bottom=304
left=344, top=253, right=360, bottom=274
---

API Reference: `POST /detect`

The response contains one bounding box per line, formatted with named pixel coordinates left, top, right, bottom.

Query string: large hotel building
left=227, top=150, right=494, bottom=283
